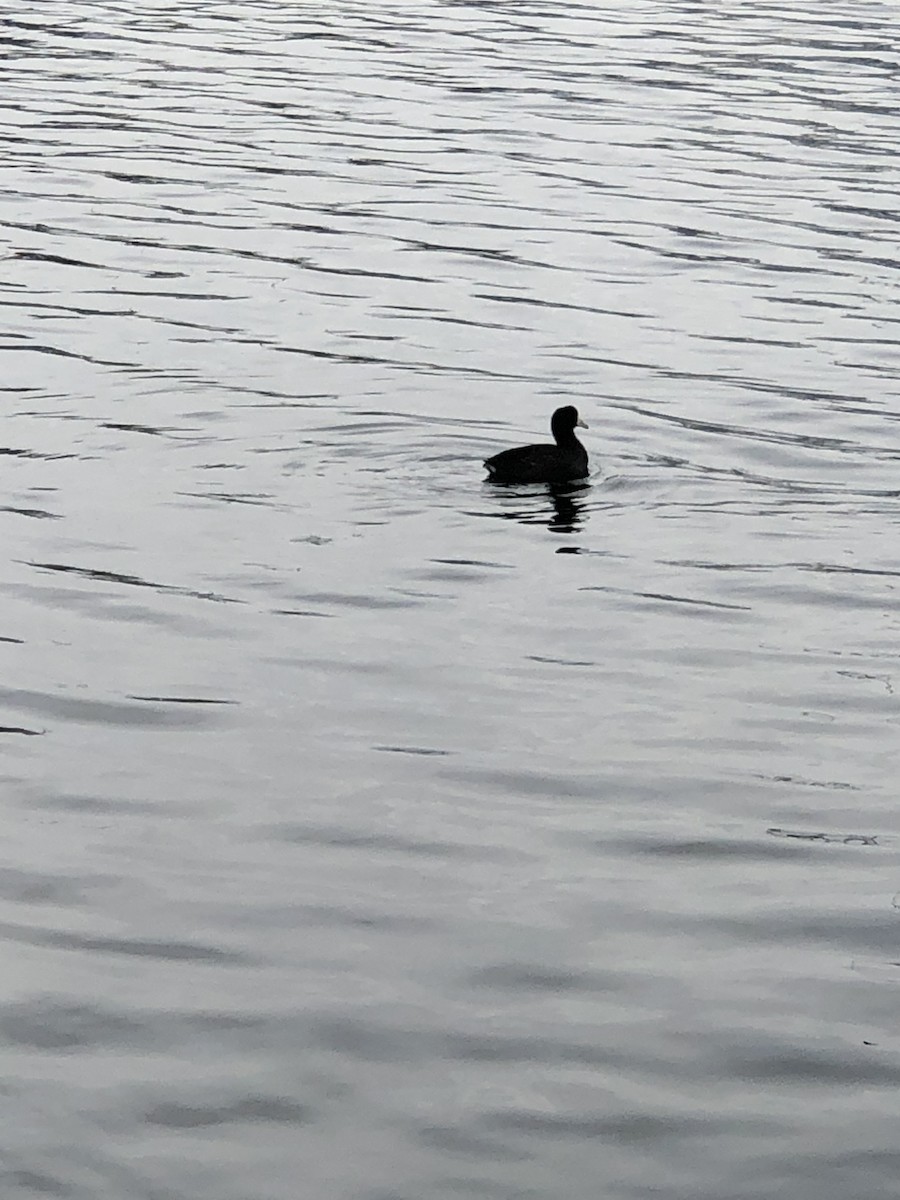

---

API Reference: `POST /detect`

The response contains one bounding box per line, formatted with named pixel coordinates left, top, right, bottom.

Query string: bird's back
left=484, top=441, right=586, bottom=484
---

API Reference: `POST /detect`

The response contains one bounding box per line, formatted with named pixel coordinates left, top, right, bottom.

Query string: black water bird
left=483, top=406, right=589, bottom=485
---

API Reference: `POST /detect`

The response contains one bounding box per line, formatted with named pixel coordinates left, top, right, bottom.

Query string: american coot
left=484, top=406, right=589, bottom=485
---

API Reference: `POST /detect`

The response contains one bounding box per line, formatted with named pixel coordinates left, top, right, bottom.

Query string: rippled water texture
left=2, top=3, right=899, bottom=1197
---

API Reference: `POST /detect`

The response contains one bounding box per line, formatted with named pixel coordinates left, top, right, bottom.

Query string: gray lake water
left=2, top=2, right=899, bottom=1197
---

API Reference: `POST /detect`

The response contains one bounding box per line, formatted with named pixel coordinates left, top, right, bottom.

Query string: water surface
left=1, top=3, right=899, bottom=1198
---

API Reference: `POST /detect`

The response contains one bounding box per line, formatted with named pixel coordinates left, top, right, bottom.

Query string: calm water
left=2, top=3, right=899, bottom=1197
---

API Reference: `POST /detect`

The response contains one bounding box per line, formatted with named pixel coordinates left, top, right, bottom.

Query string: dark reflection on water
left=484, top=479, right=591, bottom=533
left=1, top=1, right=899, bottom=1199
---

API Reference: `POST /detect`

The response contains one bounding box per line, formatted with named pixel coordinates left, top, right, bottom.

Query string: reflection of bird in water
left=548, top=482, right=588, bottom=533
left=484, top=406, right=589, bottom=485
left=488, top=480, right=590, bottom=534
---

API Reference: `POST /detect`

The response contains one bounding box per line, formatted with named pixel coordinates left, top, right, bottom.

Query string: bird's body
left=483, top=406, right=589, bottom=485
